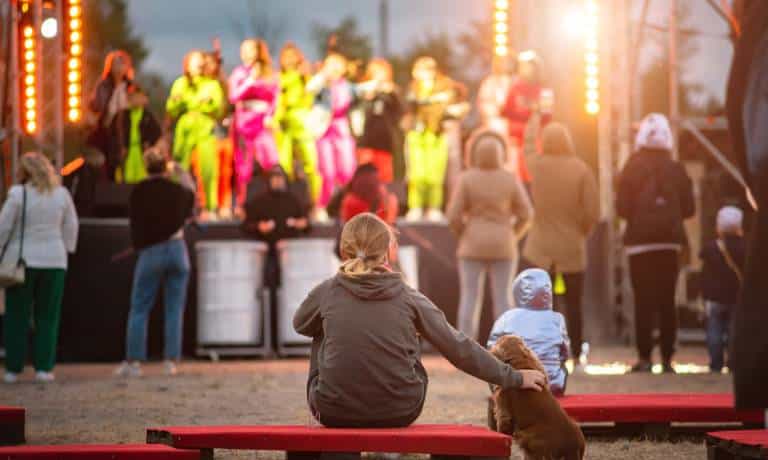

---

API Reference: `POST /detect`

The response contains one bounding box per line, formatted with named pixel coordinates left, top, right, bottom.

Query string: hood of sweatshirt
left=335, top=270, right=405, bottom=301
left=512, top=268, right=553, bottom=311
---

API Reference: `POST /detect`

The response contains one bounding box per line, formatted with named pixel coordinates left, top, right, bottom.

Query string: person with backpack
left=616, top=113, right=695, bottom=373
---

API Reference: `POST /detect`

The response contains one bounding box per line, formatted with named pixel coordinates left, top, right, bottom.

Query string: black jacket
left=129, top=177, right=194, bottom=251
left=699, top=235, right=745, bottom=305
left=357, top=90, right=404, bottom=155
left=616, top=149, right=695, bottom=246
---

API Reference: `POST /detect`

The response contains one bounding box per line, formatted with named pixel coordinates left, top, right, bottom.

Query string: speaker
left=92, top=183, right=135, bottom=218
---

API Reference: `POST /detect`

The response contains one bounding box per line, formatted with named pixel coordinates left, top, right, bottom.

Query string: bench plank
left=147, top=425, right=511, bottom=457
left=0, top=444, right=201, bottom=459
left=706, top=430, right=768, bottom=460
left=560, top=394, right=763, bottom=424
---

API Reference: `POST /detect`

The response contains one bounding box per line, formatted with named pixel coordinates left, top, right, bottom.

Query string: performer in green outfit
left=120, top=86, right=161, bottom=184
left=274, top=43, right=321, bottom=204
left=166, top=50, right=225, bottom=213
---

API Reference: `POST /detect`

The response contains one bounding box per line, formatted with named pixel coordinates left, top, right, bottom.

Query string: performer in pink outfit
left=308, top=52, right=357, bottom=210
left=229, top=39, right=280, bottom=208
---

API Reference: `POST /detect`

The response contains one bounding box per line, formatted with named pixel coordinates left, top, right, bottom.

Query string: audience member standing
left=446, top=132, right=533, bottom=341
left=616, top=113, right=695, bottom=373
left=700, top=206, right=745, bottom=373
left=115, top=150, right=195, bottom=378
left=1, top=153, right=78, bottom=384
left=522, top=123, right=600, bottom=366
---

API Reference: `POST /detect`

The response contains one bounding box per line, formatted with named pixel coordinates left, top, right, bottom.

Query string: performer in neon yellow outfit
left=120, top=86, right=162, bottom=184
left=274, top=43, right=321, bottom=203
left=405, top=57, right=467, bottom=221
left=166, top=50, right=225, bottom=213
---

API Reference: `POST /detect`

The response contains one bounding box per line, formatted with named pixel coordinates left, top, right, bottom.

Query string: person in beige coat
left=447, top=130, right=533, bottom=341
left=522, top=123, right=600, bottom=363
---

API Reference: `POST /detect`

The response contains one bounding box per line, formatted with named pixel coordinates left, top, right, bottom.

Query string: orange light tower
left=584, top=0, right=600, bottom=115
left=20, top=0, right=37, bottom=134
left=65, top=0, right=83, bottom=122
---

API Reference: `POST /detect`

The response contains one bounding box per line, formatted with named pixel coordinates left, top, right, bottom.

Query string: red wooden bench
left=0, top=407, right=24, bottom=445
left=147, top=424, right=512, bottom=460
left=561, top=393, right=762, bottom=437
left=706, top=430, right=768, bottom=460
left=0, top=444, right=201, bottom=459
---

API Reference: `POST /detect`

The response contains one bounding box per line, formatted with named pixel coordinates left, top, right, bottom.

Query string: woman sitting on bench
left=293, top=212, right=545, bottom=428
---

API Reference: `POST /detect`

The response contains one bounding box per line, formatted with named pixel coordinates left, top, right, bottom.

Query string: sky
left=126, top=0, right=734, bottom=103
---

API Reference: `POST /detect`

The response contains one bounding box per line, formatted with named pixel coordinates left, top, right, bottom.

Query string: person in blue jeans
left=115, top=148, right=195, bottom=377
left=700, top=206, right=745, bottom=373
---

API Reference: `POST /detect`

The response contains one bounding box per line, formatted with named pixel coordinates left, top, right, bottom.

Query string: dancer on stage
left=307, top=52, right=357, bottom=220
left=229, top=39, right=280, bottom=214
left=166, top=50, right=225, bottom=218
left=274, top=43, right=321, bottom=207
left=405, top=57, right=467, bottom=221
left=356, top=58, right=403, bottom=184
left=503, top=50, right=553, bottom=157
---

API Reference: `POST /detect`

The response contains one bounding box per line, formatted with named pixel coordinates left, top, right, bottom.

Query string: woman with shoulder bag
left=0, top=153, right=79, bottom=384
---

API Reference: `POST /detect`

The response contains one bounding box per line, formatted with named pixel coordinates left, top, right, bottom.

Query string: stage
left=52, top=218, right=611, bottom=362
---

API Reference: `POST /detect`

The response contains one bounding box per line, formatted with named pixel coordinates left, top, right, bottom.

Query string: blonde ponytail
left=339, top=213, right=396, bottom=276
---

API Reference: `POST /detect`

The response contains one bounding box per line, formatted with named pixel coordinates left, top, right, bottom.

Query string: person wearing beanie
left=616, top=113, right=695, bottom=373
left=700, top=205, right=745, bottom=373
left=487, top=269, right=570, bottom=395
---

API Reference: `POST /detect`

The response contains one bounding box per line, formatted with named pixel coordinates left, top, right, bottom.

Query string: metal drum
left=196, top=241, right=268, bottom=352
left=277, top=238, right=338, bottom=355
left=398, top=245, right=419, bottom=290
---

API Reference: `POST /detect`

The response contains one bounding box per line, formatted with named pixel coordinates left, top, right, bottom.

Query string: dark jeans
left=551, top=271, right=584, bottom=359
left=628, top=250, right=679, bottom=363
left=706, top=301, right=733, bottom=372
left=306, top=337, right=428, bottom=428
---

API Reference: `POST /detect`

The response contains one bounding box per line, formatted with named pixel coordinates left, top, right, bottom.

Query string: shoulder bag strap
left=0, top=187, right=24, bottom=262
left=18, top=185, right=26, bottom=265
left=716, top=239, right=743, bottom=284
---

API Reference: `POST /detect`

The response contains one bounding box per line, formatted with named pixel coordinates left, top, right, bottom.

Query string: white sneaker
left=3, top=372, right=19, bottom=384
left=163, top=360, right=178, bottom=376
left=425, top=208, right=444, bottom=222
left=34, top=371, right=55, bottom=383
left=114, top=361, right=142, bottom=378
left=405, top=208, right=423, bottom=221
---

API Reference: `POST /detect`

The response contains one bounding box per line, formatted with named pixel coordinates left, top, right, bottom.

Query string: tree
left=229, top=0, right=288, bottom=50
left=312, top=16, right=373, bottom=64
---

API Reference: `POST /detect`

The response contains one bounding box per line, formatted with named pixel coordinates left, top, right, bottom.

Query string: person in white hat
left=616, top=113, right=695, bottom=373
left=700, top=205, right=745, bottom=373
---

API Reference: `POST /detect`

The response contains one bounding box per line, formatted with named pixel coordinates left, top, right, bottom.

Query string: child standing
left=487, top=269, right=570, bottom=395
left=294, top=213, right=545, bottom=428
left=700, top=206, right=745, bottom=373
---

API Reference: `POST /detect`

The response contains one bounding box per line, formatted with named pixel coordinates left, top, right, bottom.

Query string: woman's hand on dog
left=519, top=369, right=546, bottom=391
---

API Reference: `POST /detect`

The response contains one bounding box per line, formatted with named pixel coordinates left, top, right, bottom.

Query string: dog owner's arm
left=409, top=289, right=523, bottom=389
left=293, top=280, right=329, bottom=337
left=558, top=314, right=571, bottom=361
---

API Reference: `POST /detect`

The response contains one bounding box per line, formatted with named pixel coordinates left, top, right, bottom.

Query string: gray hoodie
left=294, top=270, right=523, bottom=424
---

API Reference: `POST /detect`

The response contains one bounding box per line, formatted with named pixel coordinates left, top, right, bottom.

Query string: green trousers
left=407, top=129, right=448, bottom=210
left=277, top=115, right=322, bottom=202
left=3, top=268, right=66, bottom=373
left=174, top=112, right=219, bottom=210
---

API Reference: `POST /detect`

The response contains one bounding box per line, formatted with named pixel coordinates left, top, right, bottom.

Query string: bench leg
left=287, top=452, right=362, bottom=460
left=0, top=422, right=25, bottom=446
left=614, top=422, right=671, bottom=440
left=431, top=456, right=507, bottom=460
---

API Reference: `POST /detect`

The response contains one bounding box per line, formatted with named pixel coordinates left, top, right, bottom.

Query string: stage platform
left=0, top=218, right=610, bottom=362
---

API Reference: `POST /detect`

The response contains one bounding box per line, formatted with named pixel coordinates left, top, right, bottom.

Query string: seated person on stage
left=242, top=165, right=309, bottom=288
left=487, top=268, right=570, bottom=396
left=294, top=212, right=545, bottom=428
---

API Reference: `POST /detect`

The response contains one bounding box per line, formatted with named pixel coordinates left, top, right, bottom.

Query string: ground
left=3, top=346, right=732, bottom=459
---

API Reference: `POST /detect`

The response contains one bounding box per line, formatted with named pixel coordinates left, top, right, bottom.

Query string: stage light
left=493, top=0, right=510, bottom=59
left=41, top=17, right=58, bottom=38
left=20, top=23, right=37, bottom=134
left=583, top=0, right=599, bottom=115
left=65, top=0, right=83, bottom=123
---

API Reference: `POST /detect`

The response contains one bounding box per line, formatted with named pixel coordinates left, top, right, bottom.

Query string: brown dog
left=490, top=335, right=585, bottom=460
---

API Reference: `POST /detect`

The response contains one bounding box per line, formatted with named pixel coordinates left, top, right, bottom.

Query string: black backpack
left=628, top=162, right=684, bottom=244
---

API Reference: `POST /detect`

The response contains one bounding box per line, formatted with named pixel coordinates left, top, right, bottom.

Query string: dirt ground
left=2, top=345, right=734, bottom=459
